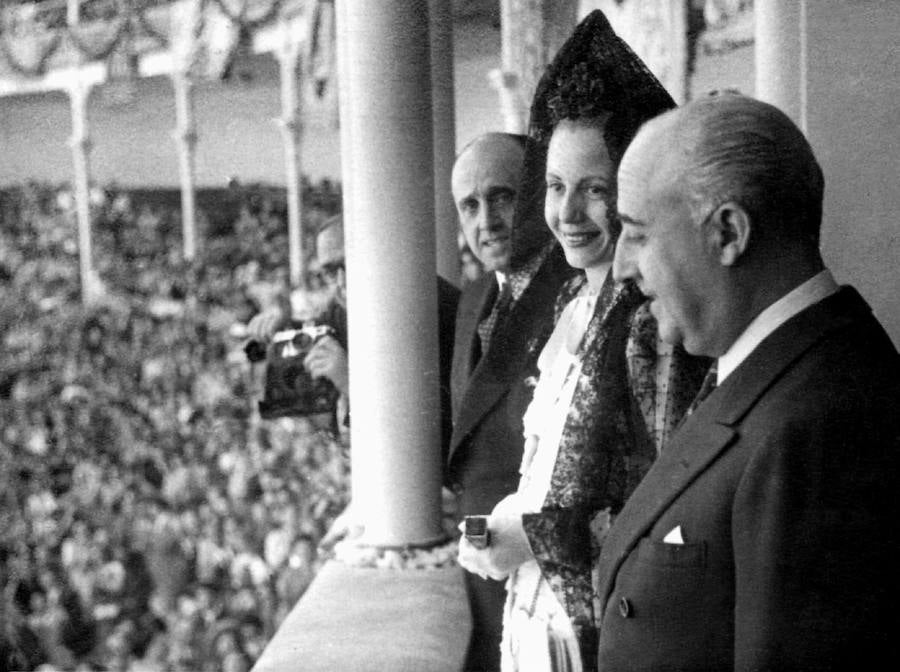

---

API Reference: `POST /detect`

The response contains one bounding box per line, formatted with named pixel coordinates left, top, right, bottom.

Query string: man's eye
left=491, top=191, right=515, bottom=206
left=586, top=184, right=609, bottom=199
left=546, top=181, right=563, bottom=194
left=461, top=200, right=478, bottom=214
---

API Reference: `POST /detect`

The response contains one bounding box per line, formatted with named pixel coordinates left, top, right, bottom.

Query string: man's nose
left=481, top=201, right=505, bottom=231
left=612, top=239, right=637, bottom=283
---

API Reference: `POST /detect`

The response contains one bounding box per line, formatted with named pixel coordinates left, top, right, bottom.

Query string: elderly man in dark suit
left=449, top=133, right=572, bottom=670
left=601, top=93, right=900, bottom=670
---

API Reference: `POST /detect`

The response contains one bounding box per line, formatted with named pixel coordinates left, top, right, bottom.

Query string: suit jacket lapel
left=449, top=247, right=572, bottom=462
left=450, top=275, right=496, bottom=418
left=596, top=287, right=871, bottom=610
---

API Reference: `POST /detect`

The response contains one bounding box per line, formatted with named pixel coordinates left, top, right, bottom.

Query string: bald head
left=452, top=134, right=527, bottom=273
left=317, top=215, right=344, bottom=267
left=630, top=94, right=825, bottom=249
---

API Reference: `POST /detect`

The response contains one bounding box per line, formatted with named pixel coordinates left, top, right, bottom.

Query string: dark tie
left=687, top=361, right=718, bottom=416
left=477, top=280, right=512, bottom=356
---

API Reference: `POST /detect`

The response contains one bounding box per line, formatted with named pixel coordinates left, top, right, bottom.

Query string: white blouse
left=501, top=277, right=603, bottom=672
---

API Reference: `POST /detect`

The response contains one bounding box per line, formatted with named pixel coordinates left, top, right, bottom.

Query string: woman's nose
left=559, top=190, right=582, bottom=223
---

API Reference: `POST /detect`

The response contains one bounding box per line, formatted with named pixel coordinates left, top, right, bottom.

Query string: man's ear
left=705, top=202, right=751, bottom=266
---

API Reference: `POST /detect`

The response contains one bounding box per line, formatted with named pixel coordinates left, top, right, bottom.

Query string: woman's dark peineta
left=528, top=10, right=675, bottom=148
left=545, top=60, right=608, bottom=124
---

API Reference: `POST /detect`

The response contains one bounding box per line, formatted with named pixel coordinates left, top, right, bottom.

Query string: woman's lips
left=560, top=230, right=600, bottom=247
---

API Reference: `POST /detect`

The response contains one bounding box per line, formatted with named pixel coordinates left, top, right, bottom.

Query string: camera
left=244, top=324, right=340, bottom=419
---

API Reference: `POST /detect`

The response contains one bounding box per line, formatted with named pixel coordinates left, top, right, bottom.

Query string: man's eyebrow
left=618, top=214, right=647, bottom=227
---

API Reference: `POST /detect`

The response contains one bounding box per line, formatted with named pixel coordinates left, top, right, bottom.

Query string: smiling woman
left=544, top=118, right=617, bottom=290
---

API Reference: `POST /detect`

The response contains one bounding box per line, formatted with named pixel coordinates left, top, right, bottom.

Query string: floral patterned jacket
left=520, top=272, right=709, bottom=670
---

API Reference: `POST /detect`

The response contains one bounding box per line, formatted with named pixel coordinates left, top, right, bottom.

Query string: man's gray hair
left=654, top=93, right=825, bottom=248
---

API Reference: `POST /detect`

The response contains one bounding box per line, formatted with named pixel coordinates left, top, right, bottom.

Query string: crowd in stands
left=0, top=181, right=350, bottom=671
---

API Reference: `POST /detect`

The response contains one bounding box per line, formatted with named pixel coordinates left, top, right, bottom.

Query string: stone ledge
left=251, top=560, right=472, bottom=672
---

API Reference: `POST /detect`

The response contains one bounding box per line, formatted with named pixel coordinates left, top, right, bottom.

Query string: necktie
left=686, top=361, right=718, bottom=416
left=478, top=280, right=513, bottom=357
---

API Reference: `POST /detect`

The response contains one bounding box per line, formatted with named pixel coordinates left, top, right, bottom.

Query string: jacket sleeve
left=730, top=390, right=898, bottom=671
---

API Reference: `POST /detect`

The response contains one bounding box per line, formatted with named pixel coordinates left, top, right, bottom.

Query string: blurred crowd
left=0, top=182, right=350, bottom=671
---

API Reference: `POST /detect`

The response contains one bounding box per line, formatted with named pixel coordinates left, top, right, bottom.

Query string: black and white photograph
left=1, top=1, right=898, bottom=671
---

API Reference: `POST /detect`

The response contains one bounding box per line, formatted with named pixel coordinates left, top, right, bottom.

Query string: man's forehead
left=317, top=225, right=344, bottom=265
left=452, top=137, right=524, bottom=189
left=618, top=123, right=681, bottom=219
left=617, top=140, right=659, bottom=216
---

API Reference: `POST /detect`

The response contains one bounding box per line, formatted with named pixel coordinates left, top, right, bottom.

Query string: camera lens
left=244, top=340, right=267, bottom=363
left=293, top=332, right=313, bottom=348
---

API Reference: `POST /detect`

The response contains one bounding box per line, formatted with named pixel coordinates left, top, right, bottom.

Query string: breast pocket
left=636, top=538, right=707, bottom=569
left=614, top=538, right=709, bottom=614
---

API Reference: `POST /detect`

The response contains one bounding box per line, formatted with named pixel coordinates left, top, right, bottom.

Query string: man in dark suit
left=449, top=133, right=573, bottom=669
left=602, top=93, right=900, bottom=670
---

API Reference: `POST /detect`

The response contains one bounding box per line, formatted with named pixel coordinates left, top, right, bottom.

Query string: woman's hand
left=457, top=494, right=534, bottom=581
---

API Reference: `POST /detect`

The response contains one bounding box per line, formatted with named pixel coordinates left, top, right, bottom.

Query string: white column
left=336, top=0, right=443, bottom=547
left=171, top=70, right=198, bottom=261
left=754, top=0, right=805, bottom=128
left=494, top=0, right=527, bottom=133
left=429, top=0, right=458, bottom=283
left=586, top=0, right=688, bottom=104
left=67, top=77, right=96, bottom=303
left=275, top=17, right=306, bottom=288
left=493, top=0, right=579, bottom=132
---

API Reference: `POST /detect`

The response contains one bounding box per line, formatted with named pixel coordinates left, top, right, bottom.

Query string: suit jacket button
left=618, top=597, right=633, bottom=619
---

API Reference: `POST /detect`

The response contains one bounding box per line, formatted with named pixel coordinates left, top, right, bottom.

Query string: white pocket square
left=662, top=525, right=684, bottom=545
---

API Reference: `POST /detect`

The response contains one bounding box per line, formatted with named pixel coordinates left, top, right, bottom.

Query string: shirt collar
left=717, top=269, right=839, bottom=384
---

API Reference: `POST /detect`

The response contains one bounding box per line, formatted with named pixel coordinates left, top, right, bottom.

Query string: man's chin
left=480, top=248, right=511, bottom=274
left=654, top=312, right=684, bottom=348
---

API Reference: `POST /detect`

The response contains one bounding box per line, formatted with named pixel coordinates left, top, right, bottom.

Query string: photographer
left=246, top=217, right=350, bottom=430
left=248, top=214, right=460, bottom=549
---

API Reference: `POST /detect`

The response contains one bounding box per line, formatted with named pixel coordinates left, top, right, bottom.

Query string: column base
left=332, top=535, right=457, bottom=570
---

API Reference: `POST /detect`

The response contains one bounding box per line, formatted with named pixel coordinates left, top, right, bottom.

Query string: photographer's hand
left=303, top=336, right=349, bottom=396
left=457, top=493, right=534, bottom=581
left=247, top=307, right=287, bottom=342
